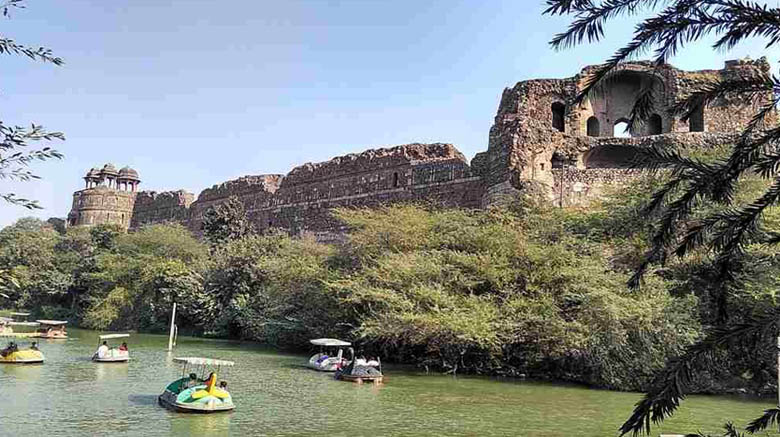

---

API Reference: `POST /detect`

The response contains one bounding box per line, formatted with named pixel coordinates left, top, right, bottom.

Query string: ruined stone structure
left=67, top=164, right=140, bottom=228
left=68, top=59, right=773, bottom=237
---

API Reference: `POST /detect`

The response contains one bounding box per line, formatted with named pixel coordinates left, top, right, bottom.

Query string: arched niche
left=613, top=119, right=631, bottom=138
left=586, top=116, right=600, bottom=137
left=649, top=114, right=663, bottom=135
left=551, top=102, right=565, bottom=132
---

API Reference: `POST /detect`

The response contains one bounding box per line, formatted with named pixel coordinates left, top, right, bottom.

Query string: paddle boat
left=0, top=317, right=12, bottom=335
left=334, top=347, right=383, bottom=384
left=35, top=320, right=67, bottom=339
left=307, top=338, right=351, bottom=372
left=159, top=357, right=235, bottom=413
left=0, top=317, right=40, bottom=338
left=0, top=340, right=44, bottom=364
left=92, top=333, right=130, bottom=362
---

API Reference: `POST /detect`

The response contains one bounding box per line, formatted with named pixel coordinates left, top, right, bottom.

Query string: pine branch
left=619, top=311, right=779, bottom=436
left=745, top=407, right=780, bottom=433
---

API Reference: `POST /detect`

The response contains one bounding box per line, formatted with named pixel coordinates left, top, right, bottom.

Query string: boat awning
left=10, top=312, right=30, bottom=316
left=8, top=322, right=40, bottom=327
left=174, top=357, right=235, bottom=367
left=36, top=320, right=68, bottom=325
left=309, top=338, right=351, bottom=347
left=99, top=333, right=130, bottom=340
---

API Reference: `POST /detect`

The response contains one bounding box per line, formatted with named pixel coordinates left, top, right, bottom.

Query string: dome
left=118, top=166, right=140, bottom=180
left=100, top=163, right=118, bottom=176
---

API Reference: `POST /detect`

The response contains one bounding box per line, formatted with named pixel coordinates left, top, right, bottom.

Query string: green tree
left=1, top=0, right=64, bottom=209
left=201, top=196, right=254, bottom=247
left=545, top=1, right=780, bottom=435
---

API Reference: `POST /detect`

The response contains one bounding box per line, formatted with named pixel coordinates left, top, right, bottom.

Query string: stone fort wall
left=70, top=59, right=771, bottom=237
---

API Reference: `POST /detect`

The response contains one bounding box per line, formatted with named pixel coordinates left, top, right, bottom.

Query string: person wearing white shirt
left=96, top=341, right=109, bottom=359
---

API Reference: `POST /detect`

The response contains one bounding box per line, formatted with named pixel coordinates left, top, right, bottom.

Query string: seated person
left=95, top=341, right=109, bottom=359
left=219, top=381, right=228, bottom=390
left=30, top=342, right=38, bottom=351
left=185, top=373, right=199, bottom=389
left=119, top=342, right=128, bottom=352
left=315, top=354, right=329, bottom=364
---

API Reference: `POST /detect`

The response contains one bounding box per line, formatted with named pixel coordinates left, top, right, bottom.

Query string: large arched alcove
left=584, top=69, right=667, bottom=137
left=584, top=145, right=638, bottom=168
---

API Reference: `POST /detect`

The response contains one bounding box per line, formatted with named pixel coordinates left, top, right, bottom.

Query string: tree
left=0, top=0, right=64, bottom=209
left=544, top=1, right=780, bottom=435
left=201, top=196, right=254, bottom=246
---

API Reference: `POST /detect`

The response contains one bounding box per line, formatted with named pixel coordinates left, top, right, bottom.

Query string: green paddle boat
left=159, top=357, right=235, bottom=413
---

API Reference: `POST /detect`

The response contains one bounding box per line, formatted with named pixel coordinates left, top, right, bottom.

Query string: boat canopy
left=10, top=312, right=30, bottom=316
left=99, top=333, right=130, bottom=340
left=36, top=320, right=68, bottom=326
left=310, top=338, right=351, bottom=347
left=0, top=317, right=10, bottom=323
left=174, top=357, right=234, bottom=367
left=8, top=322, right=40, bottom=327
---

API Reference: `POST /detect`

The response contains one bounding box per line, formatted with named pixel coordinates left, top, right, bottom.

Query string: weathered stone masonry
left=68, top=59, right=773, bottom=237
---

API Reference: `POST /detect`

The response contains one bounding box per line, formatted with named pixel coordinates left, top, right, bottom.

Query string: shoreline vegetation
left=1, top=174, right=778, bottom=396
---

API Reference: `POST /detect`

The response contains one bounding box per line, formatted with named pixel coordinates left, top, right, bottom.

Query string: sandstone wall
left=131, top=190, right=195, bottom=229
left=130, top=143, right=484, bottom=238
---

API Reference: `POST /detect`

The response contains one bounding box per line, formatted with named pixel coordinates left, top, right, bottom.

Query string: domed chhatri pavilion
left=67, top=164, right=141, bottom=229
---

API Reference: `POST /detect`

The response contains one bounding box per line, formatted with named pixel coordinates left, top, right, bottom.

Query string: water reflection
left=0, top=362, right=44, bottom=381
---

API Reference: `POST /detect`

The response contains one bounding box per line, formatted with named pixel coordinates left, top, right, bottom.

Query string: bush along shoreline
left=2, top=178, right=778, bottom=395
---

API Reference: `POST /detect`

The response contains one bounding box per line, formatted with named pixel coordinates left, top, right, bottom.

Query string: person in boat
left=30, top=342, right=38, bottom=350
left=185, top=373, right=199, bottom=389
left=96, top=341, right=108, bottom=359
left=0, top=341, right=16, bottom=357
left=220, top=381, right=228, bottom=390
left=119, top=342, right=128, bottom=352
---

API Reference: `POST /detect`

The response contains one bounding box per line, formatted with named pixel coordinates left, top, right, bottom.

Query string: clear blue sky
left=2, top=0, right=779, bottom=226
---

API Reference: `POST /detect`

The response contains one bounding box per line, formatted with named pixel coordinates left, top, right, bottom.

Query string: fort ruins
left=68, top=59, right=774, bottom=239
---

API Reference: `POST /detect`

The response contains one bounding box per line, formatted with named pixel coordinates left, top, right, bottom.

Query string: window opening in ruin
left=649, top=114, right=663, bottom=135
left=392, top=172, right=399, bottom=188
left=551, top=152, right=565, bottom=169
left=613, top=119, right=631, bottom=138
left=551, top=102, right=565, bottom=132
left=539, top=163, right=545, bottom=170
left=689, top=103, right=704, bottom=132
left=586, top=116, right=600, bottom=137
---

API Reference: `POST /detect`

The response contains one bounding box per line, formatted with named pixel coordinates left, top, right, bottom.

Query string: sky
left=2, top=0, right=780, bottom=227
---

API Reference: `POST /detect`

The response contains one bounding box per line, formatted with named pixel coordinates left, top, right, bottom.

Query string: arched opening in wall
left=586, top=116, right=600, bottom=137
left=689, top=103, right=704, bottom=132
left=584, top=145, right=638, bottom=168
left=551, top=102, right=565, bottom=132
left=649, top=114, right=662, bottom=135
left=613, top=119, right=631, bottom=138
left=392, top=172, right=399, bottom=188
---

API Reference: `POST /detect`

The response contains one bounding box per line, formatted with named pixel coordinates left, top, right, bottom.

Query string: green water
left=0, top=328, right=777, bottom=436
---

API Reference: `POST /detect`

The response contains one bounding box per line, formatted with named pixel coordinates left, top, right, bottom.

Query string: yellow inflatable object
left=0, top=348, right=44, bottom=363
left=190, top=373, right=229, bottom=399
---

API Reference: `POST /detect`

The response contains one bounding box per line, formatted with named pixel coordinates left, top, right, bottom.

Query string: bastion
left=67, top=59, right=773, bottom=237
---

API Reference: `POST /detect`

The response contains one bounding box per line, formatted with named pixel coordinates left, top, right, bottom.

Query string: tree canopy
left=545, top=1, right=780, bottom=435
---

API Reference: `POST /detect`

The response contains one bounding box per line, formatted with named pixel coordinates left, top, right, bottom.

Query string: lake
left=0, top=328, right=777, bottom=436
